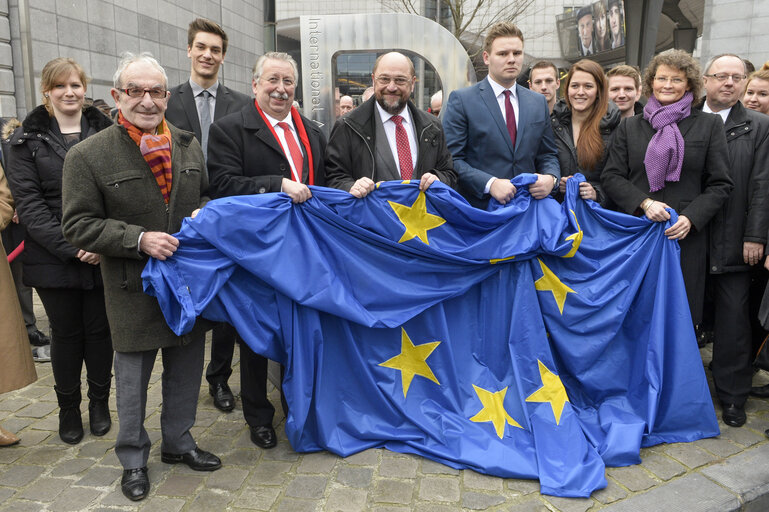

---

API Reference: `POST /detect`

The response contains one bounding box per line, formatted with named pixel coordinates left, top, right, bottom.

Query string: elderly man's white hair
left=252, top=52, right=299, bottom=81
left=431, top=90, right=443, bottom=104
left=112, top=52, right=168, bottom=89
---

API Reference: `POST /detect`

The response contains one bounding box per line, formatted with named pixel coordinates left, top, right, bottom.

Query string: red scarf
left=119, top=111, right=174, bottom=203
left=254, top=101, right=315, bottom=186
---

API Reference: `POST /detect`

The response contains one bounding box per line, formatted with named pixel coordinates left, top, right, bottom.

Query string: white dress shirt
left=262, top=110, right=304, bottom=183
left=702, top=101, right=732, bottom=125
left=375, top=101, right=418, bottom=176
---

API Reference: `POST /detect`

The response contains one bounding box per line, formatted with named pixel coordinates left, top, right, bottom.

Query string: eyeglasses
left=374, top=76, right=412, bottom=86
left=263, top=77, right=296, bottom=87
left=121, top=87, right=167, bottom=99
left=704, top=73, right=747, bottom=83
left=654, top=76, right=686, bottom=85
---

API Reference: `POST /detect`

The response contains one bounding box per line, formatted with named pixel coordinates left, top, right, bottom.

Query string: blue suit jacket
left=443, top=78, right=559, bottom=208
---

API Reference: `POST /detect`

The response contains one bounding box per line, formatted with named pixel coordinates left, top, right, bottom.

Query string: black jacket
left=324, top=97, right=457, bottom=191
left=166, top=80, right=251, bottom=144
left=550, top=100, right=620, bottom=204
left=702, top=101, right=769, bottom=273
left=5, top=105, right=112, bottom=289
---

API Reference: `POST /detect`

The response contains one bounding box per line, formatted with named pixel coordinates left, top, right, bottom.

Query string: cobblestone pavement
left=2, top=299, right=769, bottom=511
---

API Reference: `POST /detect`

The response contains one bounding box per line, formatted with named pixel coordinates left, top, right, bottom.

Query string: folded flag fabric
left=142, top=173, right=719, bottom=497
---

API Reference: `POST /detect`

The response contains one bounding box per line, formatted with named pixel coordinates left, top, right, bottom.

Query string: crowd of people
left=1, top=15, right=768, bottom=502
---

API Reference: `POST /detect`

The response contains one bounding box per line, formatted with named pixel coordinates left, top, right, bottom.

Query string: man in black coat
left=701, top=54, right=769, bottom=427
left=207, top=52, right=326, bottom=449
left=165, top=18, right=251, bottom=414
left=325, top=52, right=456, bottom=198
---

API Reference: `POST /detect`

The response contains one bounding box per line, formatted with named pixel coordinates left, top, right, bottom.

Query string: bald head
left=373, top=52, right=415, bottom=77
left=339, top=95, right=354, bottom=114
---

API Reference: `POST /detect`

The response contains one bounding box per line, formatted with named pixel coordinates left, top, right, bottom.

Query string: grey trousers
left=114, top=332, right=205, bottom=470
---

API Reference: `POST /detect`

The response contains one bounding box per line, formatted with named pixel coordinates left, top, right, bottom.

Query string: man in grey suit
left=166, top=18, right=250, bottom=414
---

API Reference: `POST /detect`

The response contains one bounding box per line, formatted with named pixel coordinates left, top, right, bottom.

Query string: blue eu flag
left=143, top=174, right=718, bottom=497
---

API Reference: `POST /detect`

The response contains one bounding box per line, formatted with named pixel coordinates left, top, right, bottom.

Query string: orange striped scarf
left=119, top=111, right=173, bottom=203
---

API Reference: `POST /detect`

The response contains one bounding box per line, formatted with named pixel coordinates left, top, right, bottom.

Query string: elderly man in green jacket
left=62, top=52, right=220, bottom=502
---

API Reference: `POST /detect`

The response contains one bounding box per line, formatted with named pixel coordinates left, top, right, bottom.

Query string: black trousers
left=712, top=272, right=753, bottom=406
left=205, top=322, right=236, bottom=385
left=36, top=287, right=113, bottom=391
left=238, top=335, right=276, bottom=427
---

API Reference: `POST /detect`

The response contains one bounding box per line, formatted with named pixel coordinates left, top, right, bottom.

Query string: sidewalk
left=1, top=298, right=769, bottom=511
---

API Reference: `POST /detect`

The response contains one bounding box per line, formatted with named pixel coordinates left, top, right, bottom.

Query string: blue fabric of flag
left=142, top=174, right=719, bottom=497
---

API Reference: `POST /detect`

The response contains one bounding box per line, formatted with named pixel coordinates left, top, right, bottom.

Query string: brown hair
left=529, top=61, right=559, bottom=81
left=607, top=64, right=641, bottom=90
left=483, top=22, right=524, bottom=54
left=188, top=18, right=228, bottom=54
left=642, top=49, right=702, bottom=100
left=746, top=61, right=769, bottom=88
left=564, top=59, right=608, bottom=172
left=40, top=58, right=88, bottom=115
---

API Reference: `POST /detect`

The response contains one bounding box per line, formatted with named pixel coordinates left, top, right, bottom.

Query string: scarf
left=254, top=101, right=315, bottom=186
left=642, top=91, right=693, bottom=192
left=119, top=111, right=173, bottom=203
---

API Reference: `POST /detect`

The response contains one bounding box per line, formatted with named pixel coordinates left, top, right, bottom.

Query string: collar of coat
left=20, top=104, right=113, bottom=135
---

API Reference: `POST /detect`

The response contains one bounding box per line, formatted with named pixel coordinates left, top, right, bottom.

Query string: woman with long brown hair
left=553, top=59, right=620, bottom=204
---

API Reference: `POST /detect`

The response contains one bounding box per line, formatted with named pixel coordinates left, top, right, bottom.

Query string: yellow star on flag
left=534, top=258, right=576, bottom=314
left=388, top=192, right=446, bottom=245
left=469, top=385, right=522, bottom=438
left=525, top=360, right=569, bottom=425
left=379, top=328, right=441, bottom=398
left=562, top=209, right=583, bottom=258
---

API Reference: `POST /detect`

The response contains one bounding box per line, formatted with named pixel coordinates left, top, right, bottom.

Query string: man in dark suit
left=442, top=22, right=559, bottom=210
left=207, top=52, right=326, bottom=449
left=325, top=51, right=456, bottom=198
left=165, top=18, right=251, bottom=414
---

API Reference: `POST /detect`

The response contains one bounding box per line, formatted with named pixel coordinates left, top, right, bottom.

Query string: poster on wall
left=557, top=0, right=625, bottom=60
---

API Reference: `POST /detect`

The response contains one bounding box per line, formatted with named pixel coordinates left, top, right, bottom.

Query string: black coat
left=703, top=101, right=769, bottom=273
left=550, top=100, right=620, bottom=204
left=324, top=97, right=457, bottom=191
left=207, top=102, right=326, bottom=198
left=601, top=107, right=733, bottom=324
left=5, top=105, right=112, bottom=289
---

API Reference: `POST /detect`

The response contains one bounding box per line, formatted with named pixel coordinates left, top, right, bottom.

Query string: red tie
left=391, top=115, right=413, bottom=180
left=277, top=121, right=303, bottom=182
left=503, top=90, right=517, bottom=148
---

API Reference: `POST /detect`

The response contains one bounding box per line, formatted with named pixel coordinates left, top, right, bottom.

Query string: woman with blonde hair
left=742, top=61, right=769, bottom=115
left=6, top=57, right=113, bottom=444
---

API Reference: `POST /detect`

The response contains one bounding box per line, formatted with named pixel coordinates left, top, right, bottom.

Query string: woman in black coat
left=6, top=58, right=113, bottom=444
left=602, top=49, right=733, bottom=326
left=553, top=59, right=621, bottom=205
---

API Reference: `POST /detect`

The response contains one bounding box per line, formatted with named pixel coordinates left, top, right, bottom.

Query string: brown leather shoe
left=0, top=426, right=20, bottom=447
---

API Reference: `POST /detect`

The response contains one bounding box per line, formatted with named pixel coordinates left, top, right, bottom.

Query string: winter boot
left=87, top=378, right=112, bottom=436
left=55, top=385, right=83, bottom=444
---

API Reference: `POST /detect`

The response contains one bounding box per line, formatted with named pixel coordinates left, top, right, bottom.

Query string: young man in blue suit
left=443, top=22, right=560, bottom=209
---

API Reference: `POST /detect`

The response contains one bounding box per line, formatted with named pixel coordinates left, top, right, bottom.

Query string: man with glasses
left=207, top=52, right=326, bottom=449
left=700, top=53, right=769, bottom=427
left=61, top=52, right=220, bottom=501
left=325, top=52, right=456, bottom=198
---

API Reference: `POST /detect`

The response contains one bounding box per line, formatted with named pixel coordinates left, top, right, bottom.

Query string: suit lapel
left=213, top=85, right=230, bottom=121
left=480, top=79, right=515, bottom=156
left=514, top=85, right=530, bottom=152
left=178, top=82, right=202, bottom=141
left=244, top=105, right=286, bottom=158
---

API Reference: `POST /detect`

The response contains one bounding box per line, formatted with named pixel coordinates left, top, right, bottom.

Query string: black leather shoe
left=161, top=447, right=221, bottom=471
left=28, top=329, right=50, bottom=347
left=250, top=425, right=277, bottom=449
left=121, top=467, right=149, bottom=501
left=750, top=384, right=769, bottom=398
left=209, top=382, right=235, bottom=412
left=722, top=403, right=746, bottom=427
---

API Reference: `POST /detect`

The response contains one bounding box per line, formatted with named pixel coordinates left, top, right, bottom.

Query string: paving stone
left=233, top=486, right=281, bottom=510
left=207, top=466, right=249, bottom=490
left=695, top=436, right=743, bottom=458
left=195, top=434, right=233, bottom=455
left=662, top=443, right=718, bottom=469
left=135, top=497, right=186, bottom=512
left=15, top=476, right=70, bottom=502
left=0, top=487, right=13, bottom=504
left=0, top=446, right=24, bottom=463
left=0, top=500, right=46, bottom=512
left=75, top=465, right=121, bottom=487
left=0, top=397, right=31, bottom=412
left=421, top=459, right=459, bottom=475
left=325, top=487, right=369, bottom=511
left=606, top=465, right=658, bottom=492
left=639, top=452, right=687, bottom=481
left=418, top=476, right=460, bottom=502
left=15, top=401, right=57, bottom=418
left=261, top=441, right=300, bottom=462
left=19, top=444, right=69, bottom=466
left=374, top=478, right=414, bottom=504
left=336, top=465, right=374, bottom=488
left=297, top=451, right=339, bottom=473
left=274, top=497, right=321, bottom=512
left=379, top=456, right=418, bottom=478
left=0, top=464, right=44, bottom=486
left=248, top=460, right=293, bottom=485
left=720, top=423, right=766, bottom=447
left=414, top=505, right=462, bottom=512
left=50, top=457, right=96, bottom=476
left=154, top=474, right=204, bottom=496
left=187, top=489, right=234, bottom=511
left=77, top=439, right=113, bottom=459
left=601, top=473, right=738, bottom=511
left=592, top=478, right=628, bottom=505
left=0, top=417, right=33, bottom=433
left=506, top=478, right=540, bottom=495
left=47, top=486, right=102, bottom=511
left=462, top=490, right=506, bottom=509
left=91, top=487, right=129, bottom=507
left=371, top=507, right=411, bottom=512
left=15, top=429, right=51, bottom=447
left=343, top=448, right=380, bottom=465
left=701, top=443, right=769, bottom=503
left=507, top=497, right=550, bottom=511
left=543, top=495, right=594, bottom=512
left=227, top=447, right=263, bottom=466
left=30, top=415, right=58, bottom=432
left=463, top=469, right=504, bottom=491
left=286, top=475, right=328, bottom=499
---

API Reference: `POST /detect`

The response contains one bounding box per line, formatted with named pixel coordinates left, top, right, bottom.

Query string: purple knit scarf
left=642, top=91, right=693, bottom=192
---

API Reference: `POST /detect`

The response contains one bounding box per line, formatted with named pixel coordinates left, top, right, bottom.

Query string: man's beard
left=376, top=94, right=407, bottom=115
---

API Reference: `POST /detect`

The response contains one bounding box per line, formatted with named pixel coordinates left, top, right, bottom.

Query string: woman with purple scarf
left=602, top=49, right=733, bottom=328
